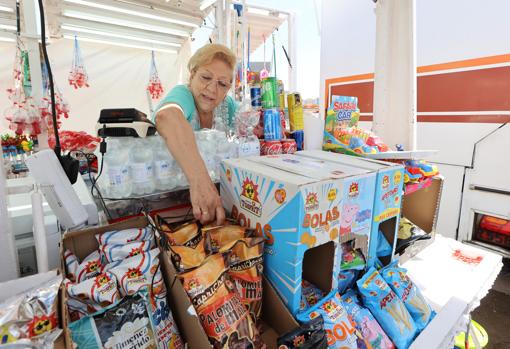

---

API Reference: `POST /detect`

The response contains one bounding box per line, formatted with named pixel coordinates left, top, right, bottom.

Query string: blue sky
left=192, top=0, right=321, bottom=100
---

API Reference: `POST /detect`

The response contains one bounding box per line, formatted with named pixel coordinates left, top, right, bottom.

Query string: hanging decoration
left=41, top=48, right=70, bottom=132
left=146, top=51, right=164, bottom=100
left=246, top=27, right=257, bottom=83
left=68, top=36, right=90, bottom=89
left=4, top=38, right=43, bottom=136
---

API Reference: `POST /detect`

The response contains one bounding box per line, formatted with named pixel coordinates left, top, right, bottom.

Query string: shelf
left=363, top=149, right=438, bottom=160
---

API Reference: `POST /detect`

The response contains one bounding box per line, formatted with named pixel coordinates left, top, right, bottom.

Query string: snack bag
left=357, top=267, right=417, bottom=349
left=342, top=289, right=394, bottom=349
left=300, top=279, right=325, bottom=311
left=340, top=242, right=365, bottom=270
left=96, top=226, right=153, bottom=246
left=376, top=231, right=393, bottom=258
left=69, top=293, right=158, bottom=349
left=226, top=238, right=264, bottom=321
left=170, top=239, right=208, bottom=272
left=165, top=221, right=201, bottom=246
left=76, top=250, right=103, bottom=282
left=381, top=262, right=435, bottom=331
left=337, top=270, right=358, bottom=295
left=296, top=291, right=358, bottom=349
left=0, top=275, right=62, bottom=347
left=101, top=240, right=154, bottom=264
left=277, top=317, right=328, bottom=349
left=108, top=249, right=183, bottom=349
left=64, top=249, right=79, bottom=282
left=179, top=254, right=262, bottom=348
left=204, top=225, right=247, bottom=253
left=67, top=272, right=121, bottom=309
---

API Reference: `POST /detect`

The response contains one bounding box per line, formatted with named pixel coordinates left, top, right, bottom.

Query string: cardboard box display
left=60, top=216, right=299, bottom=349
left=220, top=154, right=376, bottom=315
left=400, top=176, right=444, bottom=261
left=296, top=150, right=405, bottom=268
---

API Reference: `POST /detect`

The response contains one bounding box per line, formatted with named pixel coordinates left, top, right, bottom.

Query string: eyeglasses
left=196, top=72, right=232, bottom=93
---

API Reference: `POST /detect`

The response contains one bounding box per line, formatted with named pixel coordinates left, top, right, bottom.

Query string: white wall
left=0, top=39, right=182, bottom=136
left=320, top=0, right=510, bottom=239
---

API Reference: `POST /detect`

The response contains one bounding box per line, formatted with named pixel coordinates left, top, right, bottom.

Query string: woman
left=155, top=44, right=237, bottom=225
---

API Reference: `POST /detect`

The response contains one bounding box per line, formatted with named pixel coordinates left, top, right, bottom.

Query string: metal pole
left=372, top=0, right=417, bottom=150
left=0, top=147, right=19, bottom=281
left=21, top=0, right=49, bottom=149
left=31, top=186, right=49, bottom=273
left=287, top=12, right=297, bottom=92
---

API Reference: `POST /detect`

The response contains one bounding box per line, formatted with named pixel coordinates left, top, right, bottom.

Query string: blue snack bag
left=300, top=279, right=325, bottom=311
left=381, top=262, right=435, bottom=331
left=342, top=289, right=395, bottom=349
left=357, top=267, right=417, bottom=349
left=376, top=230, right=392, bottom=257
left=297, top=291, right=358, bottom=349
left=337, top=270, right=358, bottom=295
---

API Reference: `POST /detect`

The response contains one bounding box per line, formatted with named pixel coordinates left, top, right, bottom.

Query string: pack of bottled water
left=98, top=130, right=237, bottom=198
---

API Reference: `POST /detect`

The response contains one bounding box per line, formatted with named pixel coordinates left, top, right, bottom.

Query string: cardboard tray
left=60, top=216, right=299, bottom=349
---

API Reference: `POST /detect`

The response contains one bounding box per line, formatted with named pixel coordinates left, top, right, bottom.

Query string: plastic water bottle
left=130, top=137, right=155, bottom=195
left=236, top=99, right=261, bottom=158
left=104, top=138, right=132, bottom=198
left=151, top=136, right=177, bottom=191
left=213, top=100, right=229, bottom=132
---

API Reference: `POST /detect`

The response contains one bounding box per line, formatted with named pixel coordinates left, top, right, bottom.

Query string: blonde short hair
left=188, top=44, right=237, bottom=74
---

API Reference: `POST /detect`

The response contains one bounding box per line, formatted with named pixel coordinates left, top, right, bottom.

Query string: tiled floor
left=472, top=259, right=510, bottom=349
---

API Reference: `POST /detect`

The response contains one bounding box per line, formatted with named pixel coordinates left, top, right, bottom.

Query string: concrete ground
left=472, top=258, right=510, bottom=349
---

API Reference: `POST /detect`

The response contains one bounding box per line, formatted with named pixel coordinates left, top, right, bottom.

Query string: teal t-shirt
left=154, top=84, right=236, bottom=130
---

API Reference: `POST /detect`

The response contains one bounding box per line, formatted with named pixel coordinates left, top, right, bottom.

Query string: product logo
left=128, top=246, right=143, bottom=258
left=394, top=171, right=402, bottom=185
left=185, top=278, right=204, bottom=298
left=86, top=260, right=100, bottom=274
left=226, top=168, right=232, bottom=182
left=293, top=335, right=306, bottom=347
left=348, top=182, right=359, bottom=197
left=321, top=300, right=336, bottom=314
left=126, top=268, right=143, bottom=279
left=382, top=175, right=390, bottom=189
left=95, top=273, right=111, bottom=287
left=305, top=192, right=319, bottom=212
left=274, top=188, right=286, bottom=204
left=327, top=188, right=337, bottom=201
left=240, top=178, right=262, bottom=217
left=27, top=314, right=57, bottom=336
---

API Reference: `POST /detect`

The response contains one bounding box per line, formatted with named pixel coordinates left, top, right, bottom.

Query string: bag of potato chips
left=76, top=250, right=103, bottom=282
left=169, top=239, right=208, bottom=273
left=204, top=225, right=248, bottom=254
left=66, top=272, right=121, bottom=310
left=165, top=221, right=202, bottom=247
left=179, top=254, right=262, bottom=348
left=225, top=238, right=264, bottom=321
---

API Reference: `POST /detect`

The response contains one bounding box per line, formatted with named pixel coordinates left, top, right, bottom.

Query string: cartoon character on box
left=340, top=202, right=360, bottom=236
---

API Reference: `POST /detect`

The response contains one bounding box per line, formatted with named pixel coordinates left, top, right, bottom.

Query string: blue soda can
left=291, top=130, right=304, bottom=150
left=250, top=84, right=262, bottom=108
left=264, top=108, right=282, bottom=141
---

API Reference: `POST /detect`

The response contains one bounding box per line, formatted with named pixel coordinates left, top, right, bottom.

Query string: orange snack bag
left=179, top=254, right=262, bottom=348
left=203, top=225, right=247, bottom=253
left=226, top=238, right=264, bottom=322
left=170, top=239, right=208, bottom=272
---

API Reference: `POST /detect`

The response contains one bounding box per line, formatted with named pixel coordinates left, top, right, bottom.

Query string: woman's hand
left=189, top=175, right=225, bottom=225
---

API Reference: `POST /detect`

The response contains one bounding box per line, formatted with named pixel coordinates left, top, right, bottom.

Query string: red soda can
left=281, top=139, right=297, bottom=154
left=265, top=140, right=283, bottom=155
left=259, top=139, right=267, bottom=155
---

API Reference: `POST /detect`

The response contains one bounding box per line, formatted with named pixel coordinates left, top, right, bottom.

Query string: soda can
left=263, top=108, right=282, bottom=141
left=281, top=139, right=297, bottom=154
left=259, top=139, right=267, bottom=155
left=288, top=93, right=304, bottom=131
left=265, top=140, right=282, bottom=155
left=261, top=77, right=279, bottom=109
left=250, top=84, right=262, bottom=108
left=291, top=130, right=304, bottom=151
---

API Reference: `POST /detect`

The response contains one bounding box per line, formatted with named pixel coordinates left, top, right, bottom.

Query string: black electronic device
left=96, top=108, right=156, bottom=138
